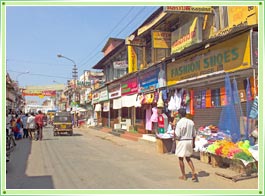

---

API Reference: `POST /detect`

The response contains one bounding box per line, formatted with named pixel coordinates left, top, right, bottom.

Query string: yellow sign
left=128, top=45, right=138, bottom=73
left=227, top=6, right=258, bottom=27
left=171, top=17, right=201, bottom=54
left=167, top=32, right=251, bottom=86
left=164, top=6, right=212, bottom=13
left=152, top=31, right=171, bottom=48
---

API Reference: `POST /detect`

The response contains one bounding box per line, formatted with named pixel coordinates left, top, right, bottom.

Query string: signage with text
left=167, top=32, right=251, bottom=86
left=152, top=31, right=171, bottom=49
left=121, top=77, right=138, bottom=96
left=164, top=6, right=212, bottom=14
left=171, top=17, right=202, bottom=54
left=139, top=68, right=160, bottom=92
left=113, top=60, right=128, bottom=69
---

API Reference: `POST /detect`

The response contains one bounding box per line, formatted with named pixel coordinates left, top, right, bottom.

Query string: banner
left=22, top=89, right=56, bottom=97
left=171, top=17, right=202, bottom=54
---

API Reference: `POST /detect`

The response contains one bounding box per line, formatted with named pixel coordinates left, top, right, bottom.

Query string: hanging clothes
left=175, top=88, right=182, bottom=110
left=145, top=106, right=152, bottom=131
left=150, top=107, right=158, bottom=122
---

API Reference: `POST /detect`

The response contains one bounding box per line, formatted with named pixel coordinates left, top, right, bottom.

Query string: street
left=6, top=125, right=258, bottom=190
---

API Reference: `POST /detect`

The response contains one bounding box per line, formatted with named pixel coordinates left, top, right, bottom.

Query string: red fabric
left=35, top=114, right=44, bottom=127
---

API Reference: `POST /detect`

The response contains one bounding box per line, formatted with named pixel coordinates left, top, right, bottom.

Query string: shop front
left=120, top=74, right=138, bottom=131
left=167, top=30, right=257, bottom=128
left=137, top=63, right=167, bottom=134
left=108, top=82, right=122, bottom=129
left=165, top=29, right=258, bottom=174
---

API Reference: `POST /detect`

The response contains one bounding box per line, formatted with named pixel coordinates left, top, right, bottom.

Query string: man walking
left=175, top=108, right=197, bottom=181
left=35, top=110, right=44, bottom=141
left=22, top=113, right=29, bottom=138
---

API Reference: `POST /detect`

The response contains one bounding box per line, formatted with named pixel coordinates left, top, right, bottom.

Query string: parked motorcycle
left=6, top=128, right=16, bottom=163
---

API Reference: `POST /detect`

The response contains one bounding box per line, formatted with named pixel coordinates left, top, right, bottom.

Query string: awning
left=76, top=107, right=87, bottom=112
left=121, top=94, right=137, bottom=108
left=113, top=97, right=122, bottom=109
left=94, top=103, right=102, bottom=112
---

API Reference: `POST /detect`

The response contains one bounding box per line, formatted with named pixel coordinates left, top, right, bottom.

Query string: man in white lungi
left=175, top=108, right=197, bottom=181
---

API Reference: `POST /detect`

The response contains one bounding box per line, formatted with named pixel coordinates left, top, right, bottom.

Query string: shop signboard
left=99, top=87, right=109, bottom=102
left=171, top=17, right=202, bottom=54
left=121, top=77, right=138, bottom=96
left=164, top=6, right=212, bottom=14
left=152, top=31, right=171, bottom=49
left=139, top=67, right=160, bottom=92
left=108, top=83, right=121, bottom=99
left=227, top=6, right=258, bottom=27
left=113, top=60, right=128, bottom=69
left=92, top=91, right=100, bottom=104
left=167, top=32, right=251, bottom=86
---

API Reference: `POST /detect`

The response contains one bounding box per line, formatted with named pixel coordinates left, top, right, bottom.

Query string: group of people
left=6, top=110, right=46, bottom=141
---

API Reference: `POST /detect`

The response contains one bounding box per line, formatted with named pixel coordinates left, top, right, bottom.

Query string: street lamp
left=57, top=54, right=79, bottom=113
left=57, top=54, right=78, bottom=86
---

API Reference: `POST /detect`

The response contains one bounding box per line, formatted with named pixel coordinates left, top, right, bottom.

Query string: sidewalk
left=75, top=126, right=258, bottom=186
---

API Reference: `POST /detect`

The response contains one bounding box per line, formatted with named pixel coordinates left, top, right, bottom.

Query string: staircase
left=120, top=131, right=143, bottom=142
left=110, top=129, right=125, bottom=137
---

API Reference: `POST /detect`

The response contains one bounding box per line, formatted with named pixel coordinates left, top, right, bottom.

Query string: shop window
left=122, top=107, right=130, bottom=118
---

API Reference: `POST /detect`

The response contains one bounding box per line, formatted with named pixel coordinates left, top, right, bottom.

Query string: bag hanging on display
left=162, top=89, right=168, bottom=101
left=146, top=93, right=154, bottom=104
left=168, top=95, right=177, bottom=111
left=153, top=91, right=159, bottom=104
left=157, top=91, right=164, bottom=108
left=135, top=94, right=143, bottom=108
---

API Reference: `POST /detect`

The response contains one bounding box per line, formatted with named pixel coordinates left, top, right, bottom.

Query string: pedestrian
left=35, top=110, right=44, bottom=141
left=14, top=117, right=23, bottom=140
left=166, top=117, right=176, bottom=154
left=22, top=113, right=29, bottom=138
left=174, top=108, right=197, bottom=181
left=27, top=112, right=36, bottom=140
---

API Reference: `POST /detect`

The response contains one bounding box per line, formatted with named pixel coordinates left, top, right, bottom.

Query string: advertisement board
left=139, top=68, right=160, bottom=92
left=171, top=17, right=202, bottom=54
left=121, top=77, right=138, bottom=96
left=164, top=6, right=212, bottom=14
left=113, top=60, right=128, bottom=69
left=152, top=31, right=171, bottom=49
left=167, top=32, right=251, bottom=86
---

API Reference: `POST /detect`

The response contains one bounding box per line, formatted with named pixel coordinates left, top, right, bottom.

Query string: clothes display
left=150, top=107, right=158, bottom=122
left=145, top=106, right=152, bottom=131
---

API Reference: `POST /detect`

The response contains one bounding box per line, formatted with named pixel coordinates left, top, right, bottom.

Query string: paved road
left=6, top=125, right=258, bottom=190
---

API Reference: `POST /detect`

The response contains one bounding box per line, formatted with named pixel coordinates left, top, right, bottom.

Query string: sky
left=6, top=5, right=159, bottom=104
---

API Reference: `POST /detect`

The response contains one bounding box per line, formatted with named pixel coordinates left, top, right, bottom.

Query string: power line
left=114, top=7, right=146, bottom=37
left=77, top=7, right=135, bottom=69
left=7, top=70, right=71, bottom=79
left=7, top=59, right=71, bottom=67
left=78, top=6, right=150, bottom=71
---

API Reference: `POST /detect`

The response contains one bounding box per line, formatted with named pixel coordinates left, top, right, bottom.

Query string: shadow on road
left=6, top=138, right=54, bottom=189
left=54, top=133, right=83, bottom=137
